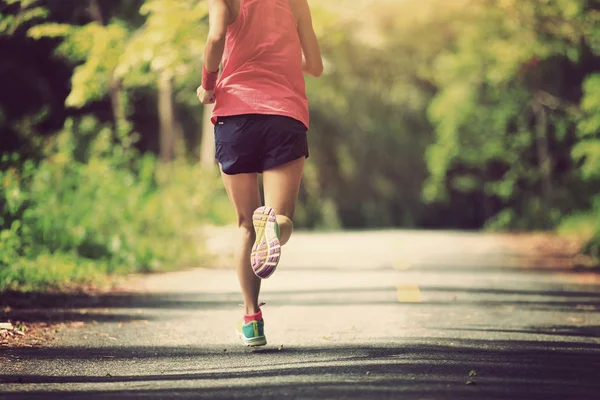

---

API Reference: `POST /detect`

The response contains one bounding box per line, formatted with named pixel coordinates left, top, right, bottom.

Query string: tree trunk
left=88, top=0, right=126, bottom=132
left=481, top=170, right=491, bottom=224
left=533, top=99, right=553, bottom=228
left=88, top=0, right=104, bottom=24
left=200, top=103, right=216, bottom=168
left=158, top=70, right=175, bottom=163
left=109, top=78, right=126, bottom=131
left=174, top=119, right=185, bottom=159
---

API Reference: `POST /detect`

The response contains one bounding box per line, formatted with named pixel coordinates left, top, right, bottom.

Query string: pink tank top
left=211, top=0, right=310, bottom=128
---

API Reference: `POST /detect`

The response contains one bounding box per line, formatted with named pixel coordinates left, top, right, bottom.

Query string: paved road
left=1, top=230, right=600, bottom=399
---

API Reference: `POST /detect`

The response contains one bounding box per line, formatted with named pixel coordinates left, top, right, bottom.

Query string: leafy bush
left=571, top=73, right=600, bottom=262
left=0, top=117, right=232, bottom=291
left=558, top=202, right=600, bottom=264
left=579, top=199, right=600, bottom=262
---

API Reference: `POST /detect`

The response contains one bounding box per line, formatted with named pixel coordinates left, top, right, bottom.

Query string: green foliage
left=25, top=0, right=209, bottom=110
left=117, top=0, right=208, bottom=87
left=574, top=73, right=600, bottom=180
left=0, top=117, right=231, bottom=291
left=571, top=72, right=600, bottom=258
left=422, top=0, right=600, bottom=232
left=297, top=0, right=451, bottom=228
left=28, top=17, right=130, bottom=108
left=0, top=0, right=47, bottom=36
left=559, top=198, right=600, bottom=263
left=3, top=0, right=600, bottom=283
left=66, top=23, right=129, bottom=108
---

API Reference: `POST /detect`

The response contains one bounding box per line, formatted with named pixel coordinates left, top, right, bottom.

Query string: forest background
left=1, top=0, right=598, bottom=291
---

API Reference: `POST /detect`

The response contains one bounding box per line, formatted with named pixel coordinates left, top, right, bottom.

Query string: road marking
left=396, top=284, right=423, bottom=303
left=393, top=260, right=411, bottom=270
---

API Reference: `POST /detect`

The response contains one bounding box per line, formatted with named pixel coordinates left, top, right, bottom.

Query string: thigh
left=262, top=156, right=305, bottom=219
left=220, top=167, right=262, bottom=228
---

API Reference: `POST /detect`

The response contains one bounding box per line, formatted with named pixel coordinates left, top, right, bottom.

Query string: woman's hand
left=197, top=86, right=216, bottom=104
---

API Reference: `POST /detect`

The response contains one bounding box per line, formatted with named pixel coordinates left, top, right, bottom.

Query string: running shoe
left=236, top=318, right=267, bottom=347
left=251, top=206, right=281, bottom=279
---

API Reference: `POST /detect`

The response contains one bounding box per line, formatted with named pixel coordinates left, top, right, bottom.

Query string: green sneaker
left=237, top=319, right=267, bottom=347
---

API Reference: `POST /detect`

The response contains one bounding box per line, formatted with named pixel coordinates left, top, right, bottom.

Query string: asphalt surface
left=1, top=230, right=600, bottom=399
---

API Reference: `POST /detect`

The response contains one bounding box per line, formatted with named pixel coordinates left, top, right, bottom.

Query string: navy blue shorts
left=214, top=114, right=309, bottom=175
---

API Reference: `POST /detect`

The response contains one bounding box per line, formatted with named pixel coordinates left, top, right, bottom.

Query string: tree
left=573, top=72, right=600, bottom=255
left=25, top=0, right=210, bottom=163
left=295, top=0, right=454, bottom=228
left=116, top=0, right=209, bottom=163
left=0, top=0, right=47, bottom=36
left=423, top=0, right=600, bottom=230
left=26, top=0, right=139, bottom=138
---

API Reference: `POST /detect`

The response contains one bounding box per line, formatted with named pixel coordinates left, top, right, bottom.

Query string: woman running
left=197, top=0, right=323, bottom=347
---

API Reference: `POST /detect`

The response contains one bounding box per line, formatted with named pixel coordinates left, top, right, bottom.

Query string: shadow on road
left=452, top=325, right=600, bottom=338
left=2, top=339, right=600, bottom=399
left=2, top=262, right=600, bottom=399
left=2, top=284, right=600, bottom=323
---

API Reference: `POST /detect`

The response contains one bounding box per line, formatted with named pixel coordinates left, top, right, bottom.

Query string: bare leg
left=263, top=157, right=305, bottom=246
left=220, top=169, right=262, bottom=315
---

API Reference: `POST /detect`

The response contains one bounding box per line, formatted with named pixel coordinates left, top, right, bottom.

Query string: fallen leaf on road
left=365, top=371, right=371, bottom=376
left=466, top=380, right=476, bottom=385
left=469, top=370, right=477, bottom=377
left=278, top=345, right=284, bottom=351
left=322, top=336, right=329, bottom=340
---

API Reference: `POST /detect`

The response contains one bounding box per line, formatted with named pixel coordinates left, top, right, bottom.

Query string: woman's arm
left=291, top=0, right=323, bottom=77
left=204, top=0, right=231, bottom=73
left=198, top=0, right=231, bottom=103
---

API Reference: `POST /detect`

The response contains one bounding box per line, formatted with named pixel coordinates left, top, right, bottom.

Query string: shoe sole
left=251, top=206, right=281, bottom=279
left=237, top=332, right=267, bottom=347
